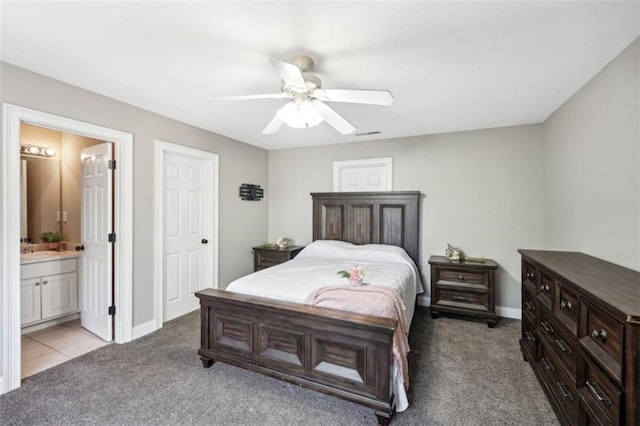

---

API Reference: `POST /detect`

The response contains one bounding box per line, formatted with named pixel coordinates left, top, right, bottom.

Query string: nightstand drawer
left=433, top=287, right=488, bottom=312
left=256, top=250, right=290, bottom=265
left=437, top=268, right=487, bottom=287
left=253, top=246, right=304, bottom=272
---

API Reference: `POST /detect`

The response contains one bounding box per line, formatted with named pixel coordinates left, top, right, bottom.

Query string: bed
left=196, top=191, right=421, bottom=425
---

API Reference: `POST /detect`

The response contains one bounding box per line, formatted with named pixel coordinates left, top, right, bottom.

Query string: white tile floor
left=21, top=319, right=110, bottom=379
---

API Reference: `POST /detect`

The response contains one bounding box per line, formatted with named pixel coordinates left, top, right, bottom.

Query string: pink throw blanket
left=303, top=285, right=409, bottom=390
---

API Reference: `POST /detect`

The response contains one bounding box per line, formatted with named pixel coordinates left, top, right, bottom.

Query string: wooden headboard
left=311, top=191, right=421, bottom=267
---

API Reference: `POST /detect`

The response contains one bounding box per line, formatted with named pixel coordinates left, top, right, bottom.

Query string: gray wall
left=542, top=38, right=639, bottom=270
left=1, top=62, right=269, bottom=325
left=268, top=125, right=545, bottom=311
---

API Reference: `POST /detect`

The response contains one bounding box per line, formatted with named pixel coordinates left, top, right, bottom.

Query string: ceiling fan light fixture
left=276, top=100, right=323, bottom=129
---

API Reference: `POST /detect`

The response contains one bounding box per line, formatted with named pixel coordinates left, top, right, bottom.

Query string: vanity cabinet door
left=41, top=272, right=78, bottom=320
left=20, top=278, right=42, bottom=326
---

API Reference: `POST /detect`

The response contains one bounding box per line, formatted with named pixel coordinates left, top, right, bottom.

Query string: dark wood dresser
left=518, top=250, right=640, bottom=426
left=428, top=255, right=499, bottom=328
left=253, top=245, right=304, bottom=271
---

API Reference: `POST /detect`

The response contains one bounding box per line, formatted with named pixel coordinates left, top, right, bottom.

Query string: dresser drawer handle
left=526, top=271, right=535, bottom=279
left=541, top=283, right=550, bottom=292
left=560, top=300, right=572, bottom=311
left=525, top=331, right=536, bottom=343
left=586, top=380, right=611, bottom=406
left=453, top=295, right=469, bottom=302
left=540, top=321, right=555, bottom=334
left=556, top=382, right=573, bottom=401
left=457, top=274, right=465, bottom=281
left=555, top=339, right=572, bottom=354
left=525, top=301, right=536, bottom=311
left=591, top=329, right=607, bottom=341
left=542, top=357, right=554, bottom=372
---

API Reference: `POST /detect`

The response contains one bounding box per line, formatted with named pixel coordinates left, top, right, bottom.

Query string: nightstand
left=253, top=246, right=304, bottom=271
left=428, top=255, right=499, bottom=328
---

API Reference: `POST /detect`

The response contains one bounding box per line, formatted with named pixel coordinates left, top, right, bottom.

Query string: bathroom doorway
left=1, top=104, right=134, bottom=394
left=19, top=124, right=112, bottom=379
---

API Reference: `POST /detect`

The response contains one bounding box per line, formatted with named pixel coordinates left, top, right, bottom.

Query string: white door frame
left=1, top=104, right=134, bottom=394
left=153, top=140, right=219, bottom=329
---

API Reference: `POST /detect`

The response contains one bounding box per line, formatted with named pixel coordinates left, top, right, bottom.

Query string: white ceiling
left=1, top=2, right=639, bottom=150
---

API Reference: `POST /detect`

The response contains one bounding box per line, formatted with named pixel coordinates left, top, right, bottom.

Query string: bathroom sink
left=21, top=251, right=60, bottom=260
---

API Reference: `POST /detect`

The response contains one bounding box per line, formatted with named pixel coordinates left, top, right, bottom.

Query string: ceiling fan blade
left=269, top=58, right=307, bottom=91
left=311, top=100, right=356, bottom=135
left=313, top=89, right=394, bottom=106
left=262, top=116, right=284, bottom=134
left=207, top=93, right=288, bottom=101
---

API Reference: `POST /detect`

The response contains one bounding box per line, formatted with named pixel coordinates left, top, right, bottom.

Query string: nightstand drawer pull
left=542, top=357, right=554, bottom=372
left=555, top=339, right=572, bottom=354
left=591, top=328, right=607, bottom=341
left=586, top=380, right=611, bottom=406
left=556, top=382, right=573, bottom=400
left=525, top=331, right=536, bottom=343
left=525, top=301, right=536, bottom=311
left=453, top=295, right=469, bottom=302
left=540, top=321, right=554, bottom=334
left=560, top=300, right=572, bottom=311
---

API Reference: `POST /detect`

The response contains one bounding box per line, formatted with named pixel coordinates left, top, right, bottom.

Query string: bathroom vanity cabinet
left=20, top=255, right=79, bottom=327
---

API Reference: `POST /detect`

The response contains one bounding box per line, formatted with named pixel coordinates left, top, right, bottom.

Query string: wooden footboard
left=196, top=288, right=397, bottom=424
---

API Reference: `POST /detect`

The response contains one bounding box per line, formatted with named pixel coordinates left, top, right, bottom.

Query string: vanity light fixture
left=21, top=144, right=57, bottom=158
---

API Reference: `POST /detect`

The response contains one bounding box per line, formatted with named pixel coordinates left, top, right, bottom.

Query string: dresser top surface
left=518, top=249, right=640, bottom=320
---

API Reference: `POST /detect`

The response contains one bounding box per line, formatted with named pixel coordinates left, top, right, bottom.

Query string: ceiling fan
left=208, top=55, right=394, bottom=135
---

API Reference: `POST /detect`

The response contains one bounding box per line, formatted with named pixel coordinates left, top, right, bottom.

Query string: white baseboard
left=416, top=295, right=521, bottom=319
left=496, top=306, right=521, bottom=319
left=132, top=319, right=158, bottom=339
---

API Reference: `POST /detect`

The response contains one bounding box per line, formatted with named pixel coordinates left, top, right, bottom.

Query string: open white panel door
left=80, top=143, right=113, bottom=342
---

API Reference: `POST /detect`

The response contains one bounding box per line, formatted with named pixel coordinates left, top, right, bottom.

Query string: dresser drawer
left=433, top=287, right=488, bottom=312
left=523, top=289, right=537, bottom=325
left=578, top=353, right=622, bottom=425
left=521, top=319, right=537, bottom=362
left=539, top=342, right=577, bottom=421
left=579, top=300, right=624, bottom=384
left=537, top=270, right=554, bottom=309
left=554, top=278, right=579, bottom=335
left=538, top=307, right=577, bottom=382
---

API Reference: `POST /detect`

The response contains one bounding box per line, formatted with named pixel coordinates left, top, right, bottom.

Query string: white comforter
left=226, top=240, right=424, bottom=412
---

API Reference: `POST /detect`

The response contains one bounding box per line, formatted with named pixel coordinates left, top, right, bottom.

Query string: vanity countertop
left=20, top=250, right=81, bottom=265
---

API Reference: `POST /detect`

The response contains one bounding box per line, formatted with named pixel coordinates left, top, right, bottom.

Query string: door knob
left=201, top=239, right=208, bottom=244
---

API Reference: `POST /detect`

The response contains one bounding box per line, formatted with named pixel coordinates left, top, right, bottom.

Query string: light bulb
left=276, top=100, right=323, bottom=129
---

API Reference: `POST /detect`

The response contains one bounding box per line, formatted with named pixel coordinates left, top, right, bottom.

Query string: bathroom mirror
left=21, top=156, right=62, bottom=242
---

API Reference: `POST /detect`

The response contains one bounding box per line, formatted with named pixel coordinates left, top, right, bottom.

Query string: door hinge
left=108, top=305, right=116, bottom=316
left=108, top=160, right=116, bottom=170
left=108, top=233, right=116, bottom=243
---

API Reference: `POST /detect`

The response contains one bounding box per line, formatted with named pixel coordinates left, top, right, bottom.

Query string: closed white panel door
left=163, top=152, right=213, bottom=321
left=81, top=143, right=113, bottom=341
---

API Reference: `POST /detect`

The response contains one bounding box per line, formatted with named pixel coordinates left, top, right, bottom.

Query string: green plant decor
left=39, top=231, right=63, bottom=243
